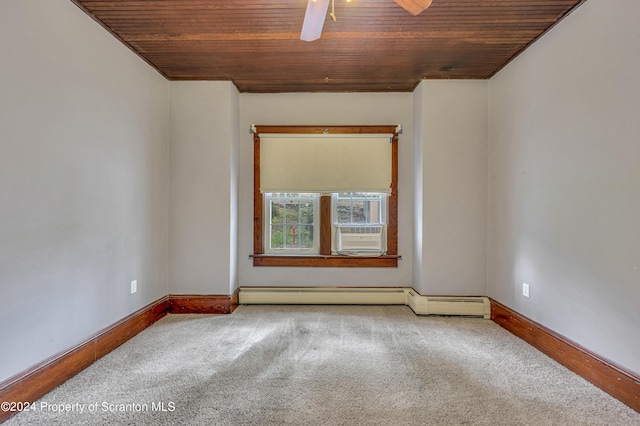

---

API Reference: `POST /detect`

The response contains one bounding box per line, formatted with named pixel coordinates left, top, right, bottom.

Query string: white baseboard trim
left=239, top=287, right=490, bottom=319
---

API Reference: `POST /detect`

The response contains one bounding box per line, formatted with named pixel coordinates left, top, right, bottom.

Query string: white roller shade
left=259, top=134, right=393, bottom=193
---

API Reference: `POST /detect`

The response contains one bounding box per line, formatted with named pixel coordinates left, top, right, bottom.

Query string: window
left=252, top=125, right=399, bottom=267
left=332, top=193, right=387, bottom=256
left=264, top=193, right=319, bottom=254
left=333, top=192, right=387, bottom=225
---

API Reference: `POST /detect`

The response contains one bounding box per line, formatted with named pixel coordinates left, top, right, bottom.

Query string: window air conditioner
left=337, top=225, right=384, bottom=255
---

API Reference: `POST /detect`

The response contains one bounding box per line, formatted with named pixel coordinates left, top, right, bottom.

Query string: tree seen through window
left=268, top=193, right=317, bottom=250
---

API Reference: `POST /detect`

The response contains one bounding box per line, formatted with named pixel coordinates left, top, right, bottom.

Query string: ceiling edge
left=70, top=0, right=170, bottom=81
left=486, top=0, right=589, bottom=80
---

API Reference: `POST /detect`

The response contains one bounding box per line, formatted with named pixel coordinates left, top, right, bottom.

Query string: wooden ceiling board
left=73, top=0, right=586, bottom=92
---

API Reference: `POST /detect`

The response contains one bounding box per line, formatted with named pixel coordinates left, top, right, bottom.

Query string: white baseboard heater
left=239, top=287, right=490, bottom=319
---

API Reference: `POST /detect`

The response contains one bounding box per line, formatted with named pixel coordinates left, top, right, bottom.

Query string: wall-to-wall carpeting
left=5, top=306, right=639, bottom=425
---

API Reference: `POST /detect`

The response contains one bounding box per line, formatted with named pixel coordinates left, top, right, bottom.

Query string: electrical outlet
left=131, top=280, right=137, bottom=294
left=522, top=283, right=530, bottom=298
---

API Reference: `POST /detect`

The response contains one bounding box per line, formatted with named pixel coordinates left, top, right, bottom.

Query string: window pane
left=270, top=225, right=284, bottom=249
left=333, top=192, right=386, bottom=225
left=299, top=225, right=314, bottom=248
left=368, top=199, right=381, bottom=223
left=285, top=224, right=296, bottom=248
left=287, top=200, right=299, bottom=223
left=299, top=201, right=314, bottom=224
left=271, top=200, right=284, bottom=224
left=336, top=198, right=352, bottom=224
left=265, top=193, right=319, bottom=253
left=351, top=199, right=366, bottom=223
left=284, top=224, right=314, bottom=248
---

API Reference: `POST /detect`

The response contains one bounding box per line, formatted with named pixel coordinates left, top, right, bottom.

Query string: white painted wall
left=238, top=93, right=414, bottom=288
left=414, top=81, right=488, bottom=295
left=169, top=81, right=239, bottom=295
left=0, top=0, right=169, bottom=382
left=229, top=86, right=240, bottom=294
left=488, top=0, right=640, bottom=374
left=412, top=84, right=425, bottom=291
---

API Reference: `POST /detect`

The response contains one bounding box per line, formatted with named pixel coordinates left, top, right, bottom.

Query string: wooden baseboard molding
left=169, top=289, right=239, bottom=314
left=0, top=290, right=240, bottom=422
left=490, top=299, right=640, bottom=413
left=0, top=296, right=170, bottom=423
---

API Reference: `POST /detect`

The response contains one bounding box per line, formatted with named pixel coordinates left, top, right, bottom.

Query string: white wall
left=412, top=84, right=425, bottom=291
left=0, top=0, right=169, bottom=382
left=169, top=81, right=239, bottom=295
left=238, top=93, right=414, bottom=288
left=488, top=0, right=640, bottom=374
left=229, top=86, right=240, bottom=294
left=413, top=81, right=488, bottom=295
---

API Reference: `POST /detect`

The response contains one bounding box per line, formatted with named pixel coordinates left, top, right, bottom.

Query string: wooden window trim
left=253, top=125, right=399, bottom=267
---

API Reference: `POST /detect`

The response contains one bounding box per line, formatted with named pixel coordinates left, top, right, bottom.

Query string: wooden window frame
left=252, top=125, right=399, bottom=267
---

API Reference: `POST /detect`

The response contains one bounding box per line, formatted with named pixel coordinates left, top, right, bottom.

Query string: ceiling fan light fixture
left=301, top=0, right=430, bottom=42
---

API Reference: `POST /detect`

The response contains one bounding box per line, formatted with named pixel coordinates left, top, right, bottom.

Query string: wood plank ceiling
left=72, top=0, right=585, bottom=93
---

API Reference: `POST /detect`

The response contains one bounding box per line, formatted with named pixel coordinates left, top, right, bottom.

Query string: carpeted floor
left=4, top=305, right=640, bottom=425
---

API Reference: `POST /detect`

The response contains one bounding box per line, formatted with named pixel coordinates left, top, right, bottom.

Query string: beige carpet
left=4, top=305, right=639, bottom=425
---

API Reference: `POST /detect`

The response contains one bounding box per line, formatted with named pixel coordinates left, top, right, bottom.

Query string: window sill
left=250, top=254, right=400, bottom=268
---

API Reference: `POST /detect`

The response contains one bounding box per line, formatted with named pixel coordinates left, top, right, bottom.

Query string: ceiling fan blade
left=300, top=0, right=331, bottom=42
left=394, top=0, right=433, bottom=16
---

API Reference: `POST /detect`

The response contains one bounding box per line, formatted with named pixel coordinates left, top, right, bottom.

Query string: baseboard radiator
left=239, top=287, right=490, bottom=319
left=405, top=290, right=490, bottom=318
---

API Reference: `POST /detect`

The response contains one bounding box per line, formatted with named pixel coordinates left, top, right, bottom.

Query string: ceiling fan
left=300, top=0, right=433, bottom=42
